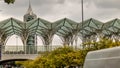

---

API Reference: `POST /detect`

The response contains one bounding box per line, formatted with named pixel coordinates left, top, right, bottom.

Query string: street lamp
left=81, top=0, right=84, bottom=48
left=81, top=0, right=84, bottom=23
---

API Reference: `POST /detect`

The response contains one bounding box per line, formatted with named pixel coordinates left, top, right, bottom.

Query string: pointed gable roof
left=24, top=0, right=36, bottom=16
left=26, top=0, right=34, bottom=15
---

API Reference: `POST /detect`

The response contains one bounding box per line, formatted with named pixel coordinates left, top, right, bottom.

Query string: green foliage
left=18, top=46, right=86, bottom=68
left=4, top=0, right=15, bottom=4
left=18, top=38, right=120, bottom=68
left=83, top=38, right=120, bottom=50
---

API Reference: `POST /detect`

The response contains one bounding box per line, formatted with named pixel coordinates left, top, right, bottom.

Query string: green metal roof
left=0, top=18, right=24, bottom=37
left=26, top=18, right=51, bottom=36
left=78, top=18, right=103, bottom=37
left=54, top=18, right=78, bottom=37
left=102, top=18, right=120, bottom=35
left=0, top=17, right=120, bottom=44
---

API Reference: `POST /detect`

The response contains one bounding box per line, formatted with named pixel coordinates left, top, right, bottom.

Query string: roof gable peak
left=26, top=0, right=33, bottom=15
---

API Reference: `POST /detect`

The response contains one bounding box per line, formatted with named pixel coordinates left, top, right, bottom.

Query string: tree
left=4, top=0, right=15, bottom=4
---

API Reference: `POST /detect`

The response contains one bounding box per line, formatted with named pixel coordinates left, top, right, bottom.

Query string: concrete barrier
left=84, top=47, right=120, bottom=68
left=1, top=54, right=39, bottom=60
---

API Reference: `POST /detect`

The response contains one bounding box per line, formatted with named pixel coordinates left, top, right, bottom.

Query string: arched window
left=73, top=37, right=82, bottom=48
left=52, top=34, right=62, bottom=46
left=5, top=35, right=23, bottom=51
left=36, top=36, right=43, bottom=46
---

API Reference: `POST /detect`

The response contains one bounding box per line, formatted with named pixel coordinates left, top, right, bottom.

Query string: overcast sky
left=0, top=0, right=120, bottom=22
left=0, top=0, right=120, bottom=45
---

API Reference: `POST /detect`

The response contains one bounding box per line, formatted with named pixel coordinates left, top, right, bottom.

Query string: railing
left=2, top=45, right=61, bottom=54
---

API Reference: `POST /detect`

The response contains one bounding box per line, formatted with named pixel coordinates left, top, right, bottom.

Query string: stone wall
left=84, top=47, right=120, bottom=68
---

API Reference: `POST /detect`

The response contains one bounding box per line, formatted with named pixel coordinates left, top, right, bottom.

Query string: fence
left=2, top=45, right=60, bottom=54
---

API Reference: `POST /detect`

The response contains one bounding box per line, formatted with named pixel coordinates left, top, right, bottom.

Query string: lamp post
left=81, top=0, right=84, bottom=48
left=81, top=0, right=84, bottom=23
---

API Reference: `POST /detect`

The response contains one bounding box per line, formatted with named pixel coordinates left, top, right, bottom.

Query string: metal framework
left=0, top=17, right=120, bottom=47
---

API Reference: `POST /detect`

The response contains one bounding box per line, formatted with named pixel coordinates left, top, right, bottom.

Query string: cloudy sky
left=0, top=0, right=120, bottom=45
left=0, top=0, right=120, bottom=22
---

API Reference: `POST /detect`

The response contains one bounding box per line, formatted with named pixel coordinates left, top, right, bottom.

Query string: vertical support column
left=34, top=35, right=37, bottom=53
left=42, top=33, right=53, bottom=52
left=44, top=39, right=51, bottom=52
left=26, top=35, right=36, bottom=54
left=23, top=40, right=27, bottom=54
left=75, top=37, right=78, bottom=49
left=82, top=36, right=86, bottom=48
left=0, top=44, right=2, bottom=60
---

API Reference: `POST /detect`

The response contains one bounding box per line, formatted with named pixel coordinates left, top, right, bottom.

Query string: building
left=0, top=1, right=119, bottom=52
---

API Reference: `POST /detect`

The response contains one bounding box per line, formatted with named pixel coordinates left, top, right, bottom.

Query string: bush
left=18, top=46, right=87, bottom=68
left=18, top=38, right=120, bottom=68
